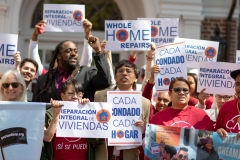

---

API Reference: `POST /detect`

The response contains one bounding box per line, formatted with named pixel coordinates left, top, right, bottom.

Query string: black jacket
left=32, top=53, right=111, bottom=102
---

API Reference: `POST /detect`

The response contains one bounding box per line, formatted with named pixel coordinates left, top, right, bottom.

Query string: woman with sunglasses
left=205, top=94, right=234, bottom=130
left=41, top=79, right=91, bottom=160
left=150, top=78, right=213, bottom=131
left=0, top=70, right=27, bottom=102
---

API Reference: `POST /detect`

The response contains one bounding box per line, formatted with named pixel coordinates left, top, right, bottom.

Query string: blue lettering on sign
left=113, top=97, right=137, bottom=104
left=186, top=54, right=213, bottom=62
left=0, top=44, right=16, bottom=56
left=151, top=20, right=161, bottom=25
left=155, top=55, right=184, bottom=65
left=113, top=119, right=135, bottom=127
left=238, top=57, right=240, bottom=61
left=159, top=27, right=177, bottom=36
left=106, top=23, right=132, bottom=29
left=120, top=43, right=150, bottom=48
left=46, top=19, right=82, bottom=27
left=106, top=30, right=115, bottom=41
left=159, top=47, right=180, bottom=56
left=159, top=67, right=182, bottom=75
left=125, top=130, right=138, bottom=139
left=151, top=38, right=174, bottom=43
left=199, top=73, right=226, bottom=79
left=129, top=30, right=150, bottom=41
left=112, top=108, right=140, bottom=116
left=199, top=79, right=234, bottom=88
left=58, top=121, right=108, bottom=130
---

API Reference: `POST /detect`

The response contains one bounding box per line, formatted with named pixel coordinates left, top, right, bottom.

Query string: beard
left=61, top=58, right=78, bottom=70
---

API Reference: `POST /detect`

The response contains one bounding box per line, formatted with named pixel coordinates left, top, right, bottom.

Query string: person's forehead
left=61, top=41, right=76, bottom=48
left=179, top=150, right=187, bottom=154
left=118, top=66, right=134, bottom=70
left=21, top=61, right=36, bottom=69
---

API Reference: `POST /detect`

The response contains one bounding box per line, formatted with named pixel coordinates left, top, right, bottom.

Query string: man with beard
left=32, top=36, right=111, bottom=102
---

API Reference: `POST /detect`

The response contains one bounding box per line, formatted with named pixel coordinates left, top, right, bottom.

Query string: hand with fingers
left=88, top=36, right=102, bottom=53
left=149, top=65, right=161, bottom=84
left=198, top=88, right=210, bottom=106
left=14, top=51, right=21, bottom=71
left=50, top=98, right=62, bottom=117
left=217, top=128, right=228, bottom=140
left=32, top=20, right=46, bottom=41
left=146, top=42, right=156, bottom=60
left=78, top=98, right=90, bottom=104
left=134, top=114, right=146, bottom=134
left=83, top=19, right=92, bottom=40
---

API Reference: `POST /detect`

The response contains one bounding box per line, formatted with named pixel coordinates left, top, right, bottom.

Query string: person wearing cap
left=216, top=69, right=240, bottom=138
left=196, top=137, right=219, bottom=160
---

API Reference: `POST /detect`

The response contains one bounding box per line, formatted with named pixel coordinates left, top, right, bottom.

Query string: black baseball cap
left=230, top=69, right=240, bottom=80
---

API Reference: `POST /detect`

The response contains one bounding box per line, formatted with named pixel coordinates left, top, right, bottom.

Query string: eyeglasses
left=65, top=48, right=78, bottom=54
left=217, top=95, right=232, bottom=101
left=2, top=82, right=22, bottom=89
left=66, top=92, right=84, bottom=98
left=117, top=68, right=134, bottom=75
left=178, top=154, right=188, bottom=160
left=172, top=88, right=189, bottom=94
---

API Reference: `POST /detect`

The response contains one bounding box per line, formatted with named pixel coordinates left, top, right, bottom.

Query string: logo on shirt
left=226, top=115, right=240, bottom=132
left=96, top=109, right=111, bottom=123
left=116, top=29, right=129, bottom=42
left=170, top=121, right=195, bottom=129
left=73, top=10, right=83, bottom=21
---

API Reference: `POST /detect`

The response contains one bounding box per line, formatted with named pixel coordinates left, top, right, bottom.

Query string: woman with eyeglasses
left=41, top=79, right=91, bottom=160
left=150, top=77, right=213, bottom=131
left=205, top=94, right=234, bottom=130
left=0, top=70, right=27, bottom=102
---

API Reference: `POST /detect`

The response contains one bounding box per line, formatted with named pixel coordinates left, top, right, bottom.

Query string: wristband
left=95, top=50, right=103, bottom=54
left=146, top=55, right=154, bottom=59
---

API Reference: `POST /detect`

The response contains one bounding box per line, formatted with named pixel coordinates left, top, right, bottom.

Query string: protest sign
left=0, top=33, right=18, bottom=68
left=138, top=18, right=179, bottom=46
left=174, top=38, right=219, bottom=68
left=105, top=20, right=151, bottom=51
left=43, top=4, right=85, bottom=32
left=145, top=124, right=240, bottom=160
left=197, top=61, right=236, bottom=95
left=154, top=41, right=187, bottom=91
left=0, top=102, right=45, bottom=160
left=107, top=91, right=142, bottom=146
left=236, top=50, right=240, bottom=64
left=56, top=101, right=112, bottom=138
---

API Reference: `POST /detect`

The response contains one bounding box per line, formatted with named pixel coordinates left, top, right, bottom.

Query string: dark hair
left=20, top=58, right=38, bottom=73
left=35, top=40, right=80, bottom=101
left=164, top=145, right=177, bottom=158
left=187, top=73, right=198, bottom=97
left=114, top=60, right=139, bottom=90
left=178, top=147, right=188, bottom=153
left=61, top=79, right=84, bottom=94
left=169, top=77, right=191, bottom=92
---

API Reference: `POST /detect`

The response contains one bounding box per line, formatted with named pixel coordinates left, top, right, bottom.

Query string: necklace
left=236, top=101, right=240, bottom=124
left=64, top=137, right=81, bottom=143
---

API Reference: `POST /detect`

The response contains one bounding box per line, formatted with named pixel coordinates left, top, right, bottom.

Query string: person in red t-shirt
left=41, top=79, right=90, bottom=160
left=150, top=77, right=214, bottom=131
left=216, top=69, right=240, bottom=139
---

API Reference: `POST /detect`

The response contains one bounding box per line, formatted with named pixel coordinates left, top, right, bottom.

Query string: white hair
left=0, top=70, right=27, bottom=102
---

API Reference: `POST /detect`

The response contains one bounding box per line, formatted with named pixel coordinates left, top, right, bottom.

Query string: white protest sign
left=197, top=61, right=237, bottom=95
left=0, top=102, right=45, bottom=160
left=154, top=41, right=187, bottom=91
left=0, top=33, right=18, bottom=68
left=57, top=102, right=112, bottom=138
left=236, top=50, right=240, bottom=64
left=138, top=18, right=179, bottom=46
left=43, top=4, right=85, bottom=32
left=105, top=20, right=151, bottom=51
left=107, top=91, right=142, bottom=146
left=174, top=38, right=219, bottom=68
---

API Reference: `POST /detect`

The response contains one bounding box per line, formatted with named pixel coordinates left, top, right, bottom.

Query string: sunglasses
left=2, top=82, right=22, bottom=89
left=172, top=87, right=189, bottom=94
left=178, top=154, right=188, bottom=160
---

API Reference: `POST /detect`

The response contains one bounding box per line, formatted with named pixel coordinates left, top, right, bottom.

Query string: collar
left=115, top=87, right=133, bottom=91
left=57, top=66, right=70, bottom=76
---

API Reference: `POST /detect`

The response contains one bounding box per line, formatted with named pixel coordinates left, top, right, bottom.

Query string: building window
left=31, top=0, right=123, bottom=31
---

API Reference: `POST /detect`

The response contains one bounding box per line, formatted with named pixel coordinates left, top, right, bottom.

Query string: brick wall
left=201, top=18, right=237, bottom=63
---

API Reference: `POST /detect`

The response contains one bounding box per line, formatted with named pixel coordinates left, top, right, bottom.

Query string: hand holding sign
left=149, top=65, right=160, bottom=84
left=14, top=51, right=21, bottom=70
left=32, top=20, right=46, bottom=41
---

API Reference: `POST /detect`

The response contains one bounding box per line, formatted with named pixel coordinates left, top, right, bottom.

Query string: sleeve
left=128, top=55, right=136, bottom=63
left=195, top=102, right=206, bottom=109
left=142, top=81, right=154, bottom=101
left=79, top=39, right=93, bottom=67
left=144, top=99, right=150, bottom=124
left=40, top=142, right=50, bottom=160
left=32, top=76, right=42, bottom=102
left=89, top=53, right=111, bottom=91
left=28, top=40, right=44, bottom=77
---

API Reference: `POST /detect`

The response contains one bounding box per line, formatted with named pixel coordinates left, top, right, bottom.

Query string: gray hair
left=0, top=70, right=27, bottom=102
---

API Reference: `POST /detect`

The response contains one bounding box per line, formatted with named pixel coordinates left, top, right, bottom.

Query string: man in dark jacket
left=32, top=36, right=111, bottom=102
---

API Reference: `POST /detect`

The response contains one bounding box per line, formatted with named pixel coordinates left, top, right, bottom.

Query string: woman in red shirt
left=150, top=77, right=213, bottom=131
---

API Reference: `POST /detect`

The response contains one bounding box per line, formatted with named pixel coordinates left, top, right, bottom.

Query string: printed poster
left=105, top=20, right=151, bottom=51
left=43, top=4, right=85, bottom=32
left=154, top=41, right=187, bottom=91
left=174, top=38, right=219, bottom=68
left=197, top=61, right=237, bottom=95
left=107, top=91, right=142, bottom=146
left=0, top=33, right=18, bottom=67
left=0, top=102, right=45, bottom=160
left=145, top=124, right=240, bottom=160
left=138, top=18, right=179, bottom=46
left=57, top=101, right=112, bottom=138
